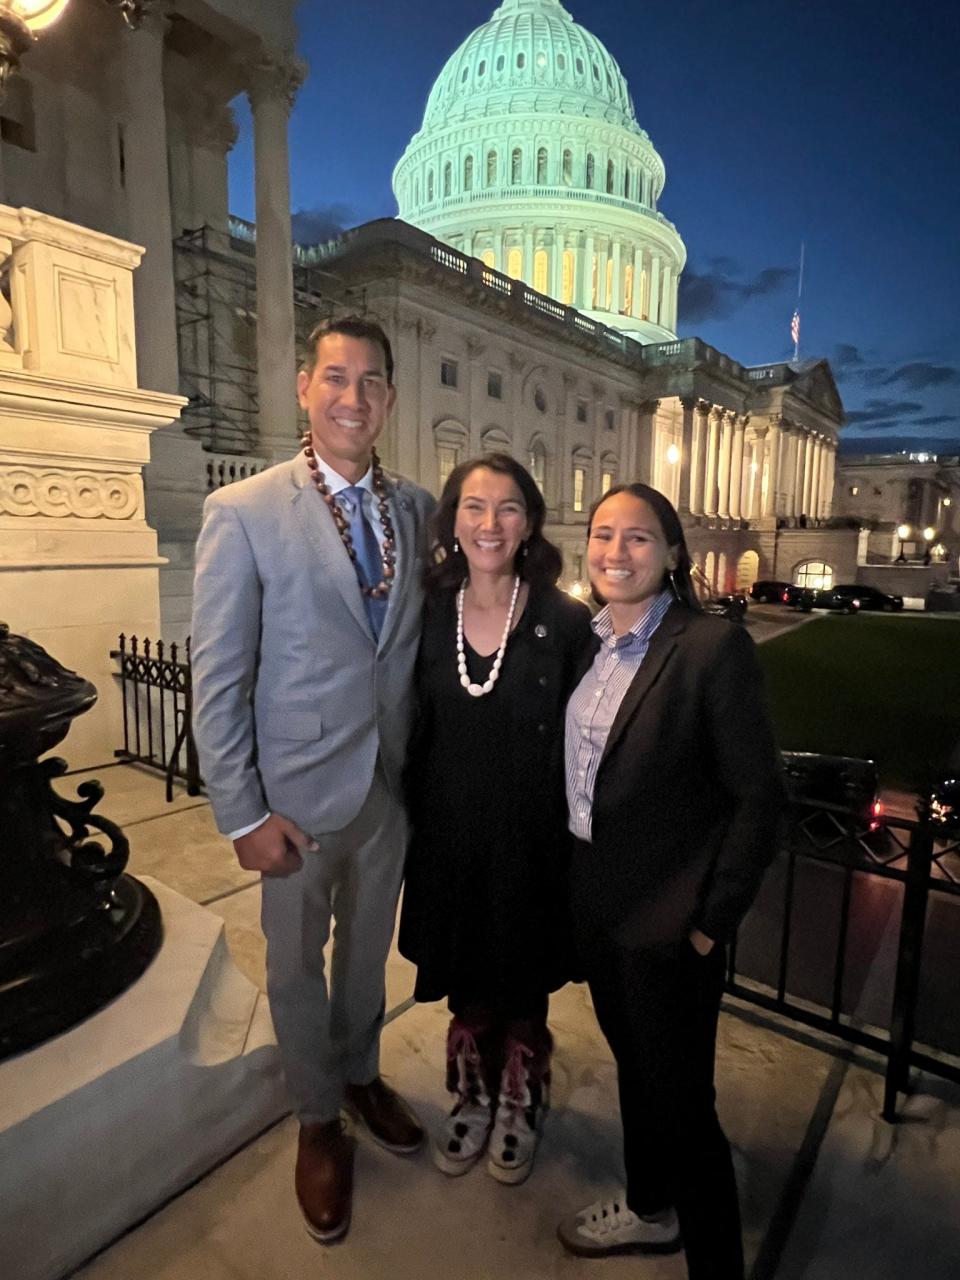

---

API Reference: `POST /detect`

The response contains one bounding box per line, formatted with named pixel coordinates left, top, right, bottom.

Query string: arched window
left=624, top=167, right=630, bottom=199
left=585, top=153, right=595, bottom=188
left=464, top=154, right=474, bottom=191
left=606, top=159, right=615, bottom=194
left=591, top=253, right=599, bottom=308
left=557, top=52, right=566, bottom=70
left=496, top=53, right=505, bottom=72
left=536, top=146, right=548, bottom=183
left=562, top=149, right=572, bottom=185
left=529, top=439, right=547, bottom=493
left=461, top=66, right=469, bottom=83
left=575, top=56, right=584, bottom=75
left=561, top=249, right=575, bottom=304
left=478, top=60, right=486, bottom=77
left=795, top=561, right=834, bottom=590
left=517, top=51, right=526, bottom=69
left=533, top=248, right=548, bottom=293
left=511, top=147, right=522, bottom=184
left=507, top=247, right=523, bottom=280
left=605, top=257, right=613, bottom=309
left=427, top=169, right=435, bottom=202
left=443, top=161, right=452, bottom=197
left=486, top=149, right=498, bottom=185
left=572, top=448, right=592, bottom=513
left=481, top=248, right=496, bottom=269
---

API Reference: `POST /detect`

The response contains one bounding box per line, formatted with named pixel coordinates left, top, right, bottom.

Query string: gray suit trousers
left=260, top=762, right=406, bottom=1123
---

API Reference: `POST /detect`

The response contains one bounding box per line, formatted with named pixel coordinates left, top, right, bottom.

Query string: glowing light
left=897, top=524, right=911, bottom=540
left=569, top=582, right=584, bottom=597
left=666, top=443, right=680, bottom=465
left=943, top=497, right=952, bottom=507
left=7, top=0, right=71, bottom=31
left=923, top=526, right=936, bottom=541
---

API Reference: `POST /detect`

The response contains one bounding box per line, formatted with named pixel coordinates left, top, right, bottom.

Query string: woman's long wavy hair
left=426, top=453, right=563, bottom=592
left=587, top=482, right=700, bottom=610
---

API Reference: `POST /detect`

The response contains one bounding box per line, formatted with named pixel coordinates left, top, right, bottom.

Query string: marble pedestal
left=0, top=878, right=288, bottom=1280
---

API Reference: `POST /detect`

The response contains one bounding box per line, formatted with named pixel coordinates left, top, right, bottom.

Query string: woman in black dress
left=399, top=453, right=592, bottom=1185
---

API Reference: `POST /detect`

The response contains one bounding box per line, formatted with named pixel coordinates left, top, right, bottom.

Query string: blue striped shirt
left=565, top=590, right=674, bottom=841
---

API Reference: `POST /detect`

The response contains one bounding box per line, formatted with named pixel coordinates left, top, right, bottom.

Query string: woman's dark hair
left=427, top=453, right=563, bottom=591
left=586, top=482, right=700, bottom=610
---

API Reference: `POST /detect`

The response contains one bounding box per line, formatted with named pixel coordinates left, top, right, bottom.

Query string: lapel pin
left=534, top=624, right=548, bottom=638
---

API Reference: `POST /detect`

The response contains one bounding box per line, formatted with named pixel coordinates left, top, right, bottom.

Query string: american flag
left=791, top=309, right=801, bottom=346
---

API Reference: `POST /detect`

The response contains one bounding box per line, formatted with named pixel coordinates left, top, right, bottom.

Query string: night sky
left=229, top=0, right=959, bottom=456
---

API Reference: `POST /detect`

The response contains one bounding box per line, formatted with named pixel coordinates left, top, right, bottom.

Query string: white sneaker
left=557, top=1197, right=681, bottom=1257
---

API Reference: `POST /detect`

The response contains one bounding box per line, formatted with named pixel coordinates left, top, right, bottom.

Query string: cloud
left=911, top=414, right=960, bottom=427
left=291, top=203, right=357, bottom=244
left=844, top=398, right=924, bottom=426
left=832, top=343, right=865, bottom=372
left=880, top=362, right=960, bottom=390
left=678, top=264, right=793, bottom=322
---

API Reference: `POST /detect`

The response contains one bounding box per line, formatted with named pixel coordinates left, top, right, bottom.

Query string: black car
left=807, top=585, right=861, bottom=613
left=832, top=584, right=904, bottom=612
left=703, top=593, right=748, bottom=623
left=782, top=751, right=885, bottom=852
left=782, top=584, right=815, bottom=610
left=749, top=580, right=791, bottom=604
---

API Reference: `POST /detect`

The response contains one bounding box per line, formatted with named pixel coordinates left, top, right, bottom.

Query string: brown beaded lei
left=301, top=433, right=396, bottom=598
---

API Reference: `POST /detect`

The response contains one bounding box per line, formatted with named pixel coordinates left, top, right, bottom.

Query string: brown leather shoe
left=345, top=1076, right=424, bottom=1154
left=295, top=1119, right=354, bottom=1243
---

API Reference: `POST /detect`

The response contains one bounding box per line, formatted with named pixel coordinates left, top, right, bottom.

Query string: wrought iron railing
left=728, top=797, right=960, bottom=1121
left=111, top=635, right=202, bottom=801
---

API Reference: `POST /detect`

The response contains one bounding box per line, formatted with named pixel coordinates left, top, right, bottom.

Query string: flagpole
left=792, top=241, right=805, bottom=364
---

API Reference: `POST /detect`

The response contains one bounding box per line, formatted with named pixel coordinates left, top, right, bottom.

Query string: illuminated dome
left=393, top=0, right=686, bottom=342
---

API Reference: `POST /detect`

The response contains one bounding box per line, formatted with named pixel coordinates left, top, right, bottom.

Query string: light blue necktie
left=339, top=485, right=389, bottom=639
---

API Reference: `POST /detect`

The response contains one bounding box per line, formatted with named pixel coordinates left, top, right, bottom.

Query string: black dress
left=399, top=584, right=593, bottom=1009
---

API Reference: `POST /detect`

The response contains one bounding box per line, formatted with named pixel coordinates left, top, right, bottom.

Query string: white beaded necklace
left=456, top=576, right=521, bottom=698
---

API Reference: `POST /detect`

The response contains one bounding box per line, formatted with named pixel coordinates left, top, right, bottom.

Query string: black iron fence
left=729, top=797, right=960, bottom=1121
left=111, top=634, right=202, bottom=801
left=110, top=633, right=959, bottom=1120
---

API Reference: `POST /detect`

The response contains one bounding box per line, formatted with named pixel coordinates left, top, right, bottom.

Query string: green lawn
left=756, top=615, right=960, bottom=790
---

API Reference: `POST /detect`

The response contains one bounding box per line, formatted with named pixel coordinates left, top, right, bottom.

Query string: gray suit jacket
left=190, top=453, right=435, bottom=837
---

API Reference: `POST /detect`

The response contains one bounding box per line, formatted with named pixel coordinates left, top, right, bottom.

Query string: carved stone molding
left=418, top=319, right=437, bottom=343
left=248, top=57, right=307, bottom=115
left=0, top=469, right=140, bottom=521
left=192, top=103, right=240, bottom=153
left=508, top=351, right=526, bottom=374
left=465, top=337, right=486, bottom=359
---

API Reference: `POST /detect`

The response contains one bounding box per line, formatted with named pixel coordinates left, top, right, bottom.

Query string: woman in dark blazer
left=557, top=483, right=784, bottom=1280
left=400, top=453, right=592, bottom=1187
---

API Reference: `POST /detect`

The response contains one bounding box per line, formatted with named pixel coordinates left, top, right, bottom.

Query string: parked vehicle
left=931, top=777, right=960, bottom=834
left=832, top=584, right=904, bottom=612
left=749, top=580, right=791, bottom=604
left=782, top=584, right=815, bottom=610
left=782, top=751, right=884, bottom=842
left=807, top=585, right=861, bottom=613
left=703, top=592, right=748, bottom=623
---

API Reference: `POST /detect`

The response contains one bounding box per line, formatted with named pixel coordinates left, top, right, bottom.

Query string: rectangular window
left=604, top=408, right=616, bottom=431
left=576, top=399, right=588, bottom=424
left=573, top=467, right=586, bottom=513
left=440, top=359, right=458, bottom=388
left=601, top=471, right=613, bottom=495
left=487, top=370, right=503, bottom=399
left=437, top=445, right=459, bottom=490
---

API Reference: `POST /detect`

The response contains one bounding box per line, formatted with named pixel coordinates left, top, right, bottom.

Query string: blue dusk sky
left=229, top=0, right=959, bottom=456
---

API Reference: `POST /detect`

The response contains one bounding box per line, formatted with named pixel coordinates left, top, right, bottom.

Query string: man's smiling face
left=297, top=332, right=396, bottom=482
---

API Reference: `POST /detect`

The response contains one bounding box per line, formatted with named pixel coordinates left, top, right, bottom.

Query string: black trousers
left=581, top=934, right=744, bottom=1280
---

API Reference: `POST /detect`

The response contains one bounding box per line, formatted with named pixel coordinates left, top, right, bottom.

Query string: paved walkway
left=34, top=765, right=958, bottom=1280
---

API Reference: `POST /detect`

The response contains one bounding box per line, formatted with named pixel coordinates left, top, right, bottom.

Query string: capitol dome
left=393, top=0, right=686, bottom=342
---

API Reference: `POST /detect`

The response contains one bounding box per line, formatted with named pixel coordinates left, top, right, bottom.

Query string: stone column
left=660, top=262, right=673, bottom=331
left=610, top=239, right=623, bottom=314
left=689, top=400, right=709, bottom=515
left=750, top=428, right=767, bottom=520
left=581, top=233, right=595, bottom=309
left=649, top=255, right=661, bottom=325
left=810, top=439, right=822, bottom=518
left=120, top=6, right=178, bottom=395
left=822, top=444, right=836, bottom=518
left=678, top=398, right=696, bottom=515
left=793, top=430, right=805, bottom=515
left=763, top=417, right=782, bottom=517
left=249, top=58, right=304, bottom=462
left=717, top=410, right=734, bottom=519
left=552, top=228, right=563, bottom=299
left=523, top=224, right=535, bottom=285
left=494, top=229, right=504, bottom=273
left=703, top=406, right=722, bottom=517
left=801, top=431, right=814, bottom=515
left=462, top=231, right=474, bottom=258
left=632, top=246, right=644, bottom=317
left=729, top=415, right=745, bottom=520
left=779, top=424, right=795, bottom=517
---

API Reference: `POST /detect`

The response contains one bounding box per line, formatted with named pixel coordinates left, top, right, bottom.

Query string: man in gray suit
left=191, top=316, right=435, bottom=1244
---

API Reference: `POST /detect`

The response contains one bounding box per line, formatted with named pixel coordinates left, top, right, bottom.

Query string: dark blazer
left=570, top=602, right=785, bottom=950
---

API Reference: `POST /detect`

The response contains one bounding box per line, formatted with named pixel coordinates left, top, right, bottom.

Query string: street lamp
left=0, top=1, right=69, bottom=91
left=923, top=526, right=936, bottom=566
left=896, top=523, right=911, bottom=563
